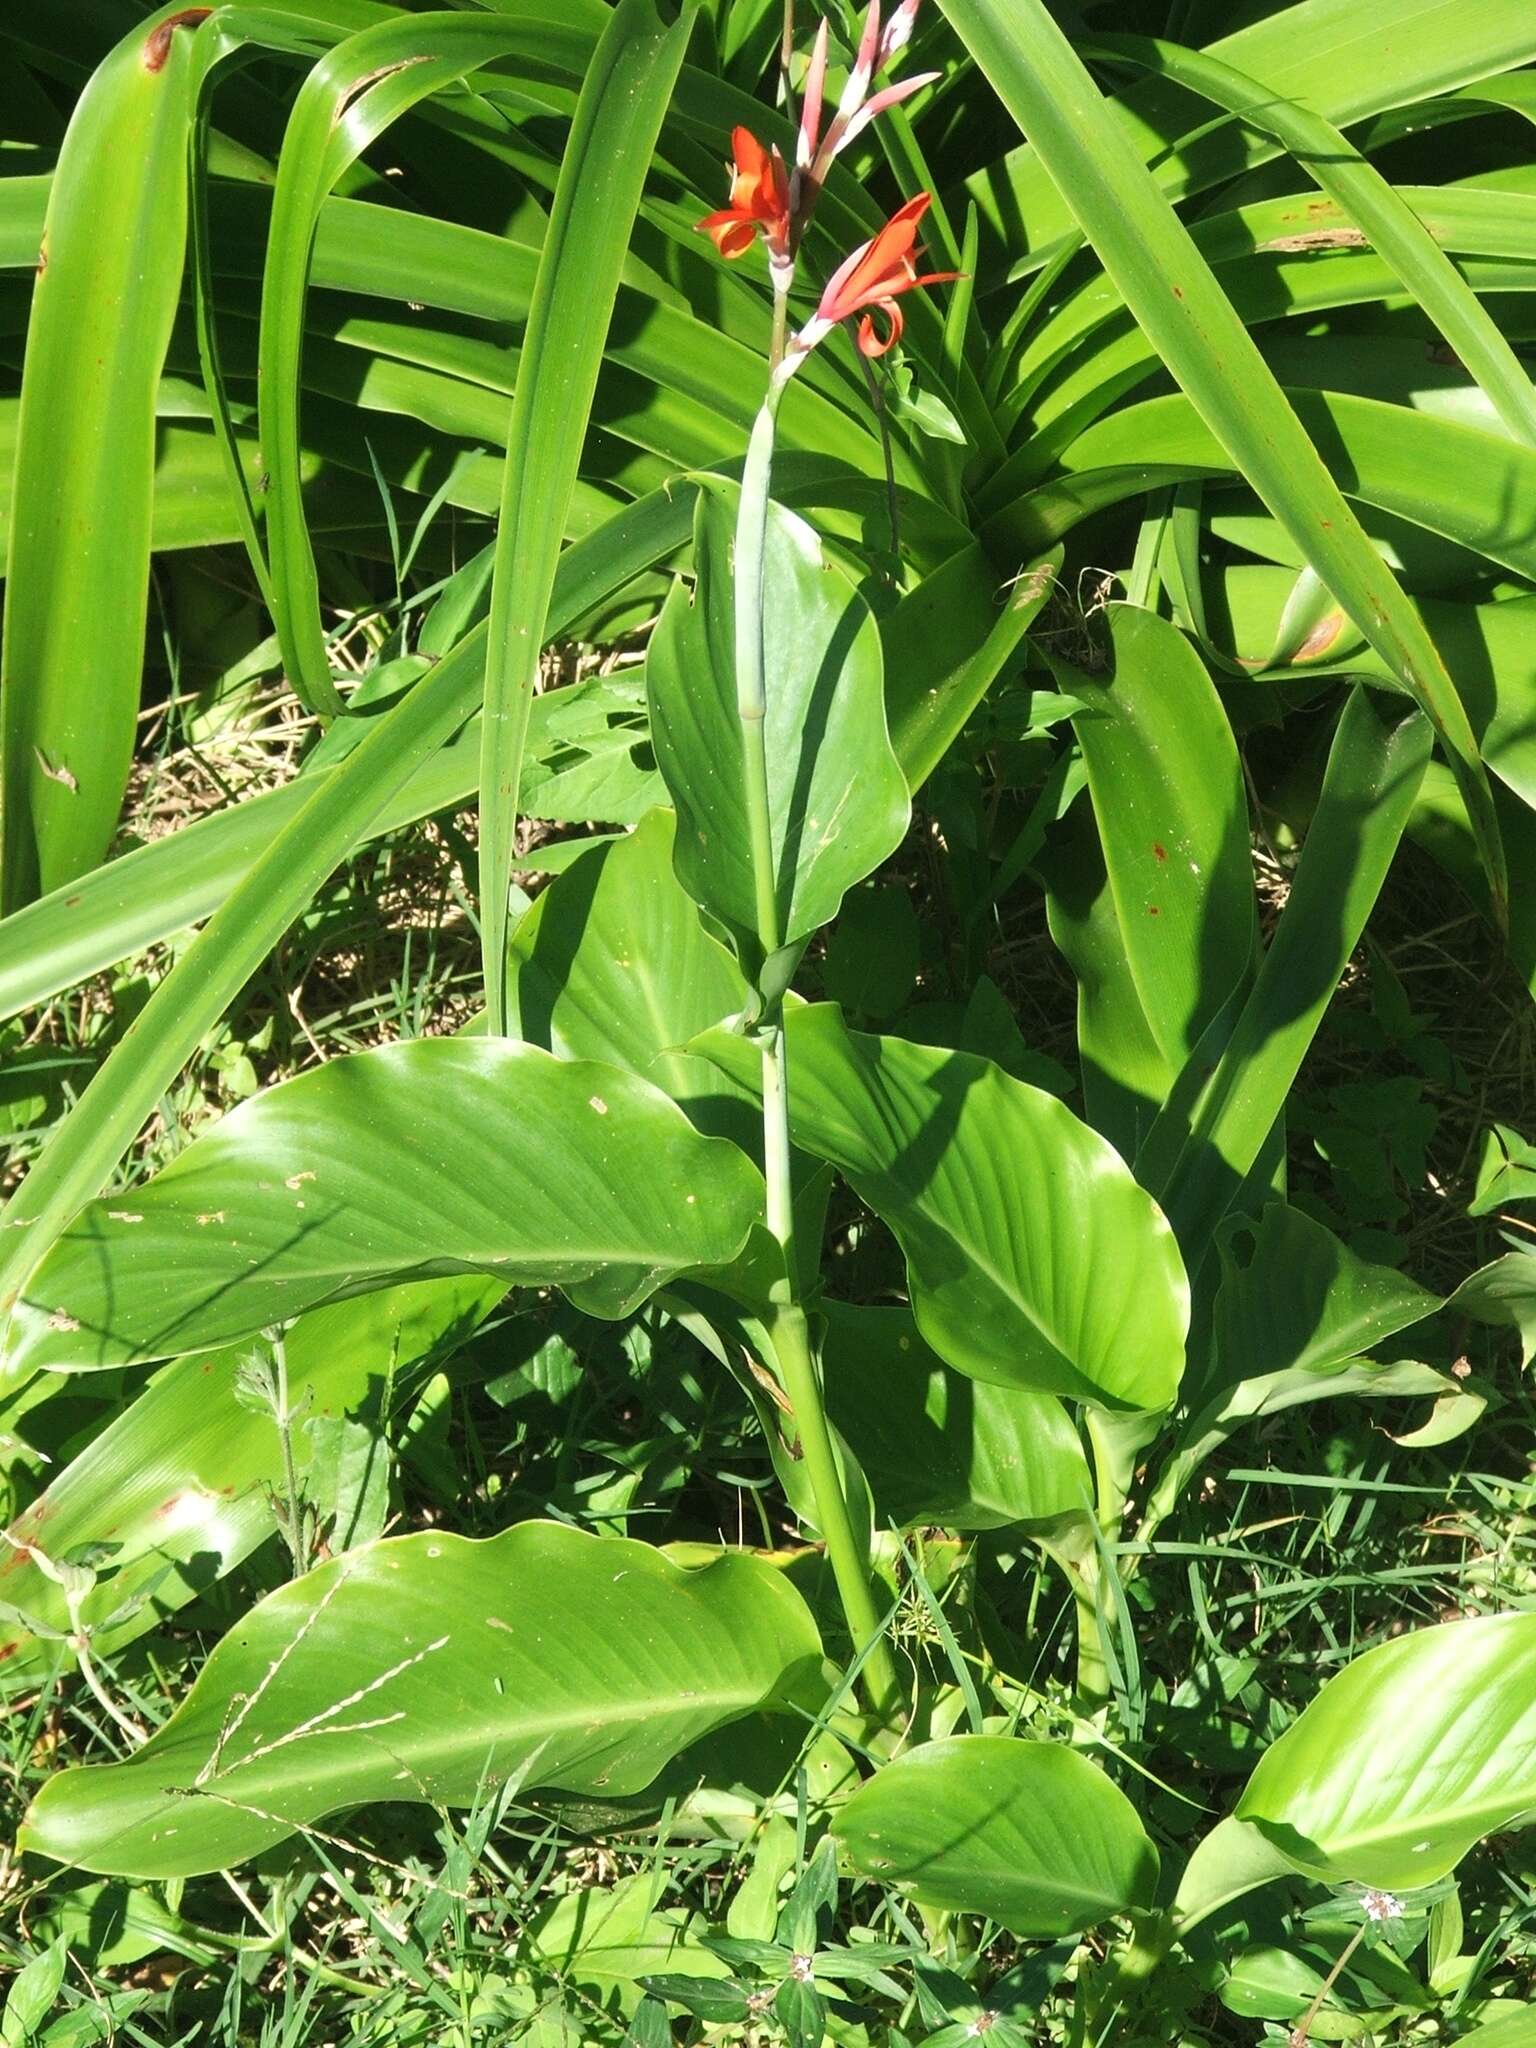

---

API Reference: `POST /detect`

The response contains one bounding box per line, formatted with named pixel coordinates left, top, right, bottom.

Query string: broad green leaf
left=0, top=1937, right=67, bottom=2048
left=696, top=1005, right=1189, bottom=1411
left=1336, top=594, right=1536, bottom=813
left=1205, top=1203, right=1440, bottom=1398
left=531, top=1873, right=730, bottom=1992
left=1217, top=1944, right=1356, bottom=2030
left=819, top=1303, right=1091, bottom=1533
left=21, top=1522, right=822, bottom=1877
left=1470, top=1123, right=1536, bottom=1216
left=1040, top=803, right=1171, bottom=1162
left=5, top=1040, right=763, bottom=1375
left=1452, top=2012, right=1536, bottom=2048
left=648, top=485, right=910, bottom=955
left=1141, top=691, right=1432, bottom=1264
left=941, top=0, right=1504, bottom=918
left=1, top=4, right=204, bottom=907
left=480, top=0, right=693, bottom=1033
left=0, top=1279, right=501, bottom=1687
left=835, top=1737, right=1159, bottom=1934
left=1049, top=605, right=1255, bottom=1069
left=506, top=808, right=747, bottom=1102
left=882, top=546, right=1059, bottom=793
left=1233, top=1613, right=1536, bottom=1890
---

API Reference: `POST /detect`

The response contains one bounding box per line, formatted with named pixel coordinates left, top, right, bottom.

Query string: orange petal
left=857, top=299, right=905, bottom=356
left=698, top=210, right=758, bottom=258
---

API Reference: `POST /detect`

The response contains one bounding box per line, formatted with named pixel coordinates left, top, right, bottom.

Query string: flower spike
left=779, top=192, right=961, bottom=378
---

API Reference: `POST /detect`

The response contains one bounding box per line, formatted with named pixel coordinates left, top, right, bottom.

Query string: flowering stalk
left=696, top=6, right=958, bottom=1722
left=732, top=381, right=897, bottom=1717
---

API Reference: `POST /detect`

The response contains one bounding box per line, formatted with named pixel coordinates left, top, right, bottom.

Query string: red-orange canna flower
left=788, top=192, right=959, bottom=368
left=697, top=126, right=792, bottom=265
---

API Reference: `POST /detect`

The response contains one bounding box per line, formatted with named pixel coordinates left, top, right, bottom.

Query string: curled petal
left=698, top=210, right=762, bottom=259
left=857, top=299, right=904, bottom=357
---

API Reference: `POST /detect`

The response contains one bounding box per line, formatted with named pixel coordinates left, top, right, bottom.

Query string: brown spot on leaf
left=1296, top=612, right=1347, bottom=662
left=1260, top=227, right=1368, bottom=253
left=144, top=8, right=212, bottom=70
left=1152, top=841, right=1168, bottom=863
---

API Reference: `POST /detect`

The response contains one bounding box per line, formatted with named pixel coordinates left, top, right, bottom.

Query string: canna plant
left=2, top=0, right=1536, bottom=2040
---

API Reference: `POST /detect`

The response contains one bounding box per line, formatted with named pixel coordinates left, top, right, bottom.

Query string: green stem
left=736, top=397, right=783, bottom=956
left=734, top=373, right=897, bottom=1720
left=769, top=1297, right=899, bottom=1716
left=1070, top=1558, right=1112, bottom=1712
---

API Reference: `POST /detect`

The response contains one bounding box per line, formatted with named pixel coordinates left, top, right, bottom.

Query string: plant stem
left=768, top=1296, right=898, bottom=1715
left=778, top=0, right=795, bottom=105
left=73, top=1636, right=147, bottom=1745
left=734, top=375, right=898, bottom=1720
left=735, top=398, right=783, bottom=955
left=271, top=1331, right=312, bottom=1579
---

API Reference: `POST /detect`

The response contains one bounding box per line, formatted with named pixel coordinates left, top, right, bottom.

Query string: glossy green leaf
left=1141, top=691, right=1432, bottom=1263
left=1234, top=1613, right=1536, bottom=1889
left=0, top=1278, right=501, bottom=1687
left=5, top=1040, right=763, bottom=1375
left=506, top=808, right=747, bottom=1102
left=1470, top=1123, right=1536, bottom=1217
left=21, top=1523, right=822, bottom=1878
left=648, top=484, right=910, bottom=955
left=835, top=1737, right=1159, bottom=1935
left=531, top=1873, right=731, bottom=1992
left=1205, top=1203, right=1440, bottom=1397
left=1049, top=605, right=1255, bottom=1069
left=882, top=547, right=1059, bottom=794
left=1007, top=392, right=1536, bottom=588
left=697, top=1005, right=1188, bottom=1411
left=1086, top=35, right=1536, bottom=450
left=480, top=0, right=693, bottom=1033
left=941, top=0, right=1504, bottom=918
left=1, top=4, right=204, bottom=907
left=818, top=1303, right=1091, bottom=1533
left=963, top=0, right=1536, bottom=278
left=1040, top=803, right=1171, bottom=1162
